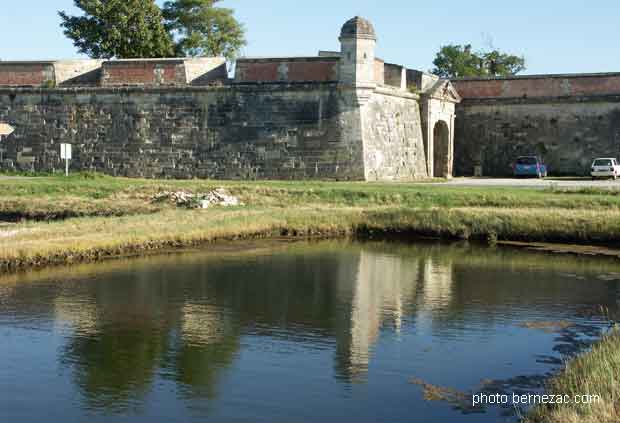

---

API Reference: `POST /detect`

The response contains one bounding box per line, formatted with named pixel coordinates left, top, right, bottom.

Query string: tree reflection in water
left=3, top=240, right=615, bottom=417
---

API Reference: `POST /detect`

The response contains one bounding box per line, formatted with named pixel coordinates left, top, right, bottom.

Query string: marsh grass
left=524, top=328, right=620, bottom=423
left=3, top=204, right=620, bottom=272
left=3, top=175, right=620, bottom=271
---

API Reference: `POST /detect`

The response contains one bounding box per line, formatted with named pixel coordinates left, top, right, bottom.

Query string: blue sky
left=1, top=0, right=619, bottom=74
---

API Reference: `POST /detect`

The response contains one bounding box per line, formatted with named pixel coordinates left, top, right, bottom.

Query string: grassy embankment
left=3, top=173, right=620, bottom=272
left=524, top=328, right=620, bottom=423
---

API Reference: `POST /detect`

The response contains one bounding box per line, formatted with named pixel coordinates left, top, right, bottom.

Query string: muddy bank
left=499, top=241, right=620, bottom=259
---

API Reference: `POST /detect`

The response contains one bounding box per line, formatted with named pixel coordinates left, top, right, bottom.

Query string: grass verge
left=4, top=174, right=620, bottom=220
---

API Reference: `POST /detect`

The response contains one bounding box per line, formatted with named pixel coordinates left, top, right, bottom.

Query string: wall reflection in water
left=1, top=241, right=619, bottom=418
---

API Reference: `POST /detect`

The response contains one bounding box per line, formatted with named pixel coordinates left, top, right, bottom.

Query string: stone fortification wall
left=453, top=73, right=620, bottom=176
left=362, top=88, right=428, bottom=180
left=0, top=83, right=429, bottom=181
left=455, top=96, right=620, bottom=176
left=0, top=83, right=369, bottom=179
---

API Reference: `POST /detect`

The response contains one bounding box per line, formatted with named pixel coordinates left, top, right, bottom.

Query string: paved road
left=1, top=174, right=618, bottom=189
left=438, top=177, right=620, bottom=189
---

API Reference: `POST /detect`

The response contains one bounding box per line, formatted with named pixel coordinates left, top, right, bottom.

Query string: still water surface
left=1, top=241, right=619, bottom=422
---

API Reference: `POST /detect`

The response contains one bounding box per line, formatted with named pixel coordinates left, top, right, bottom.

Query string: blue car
left=513, top=156, right=547, bottom=178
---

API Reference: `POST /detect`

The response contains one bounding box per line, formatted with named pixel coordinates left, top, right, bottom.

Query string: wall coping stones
left=452, top=72, right=620, bottom=82
left=0, top=60, right=59, bottom=65
left=459, top=94, right=620, bottom=105
left=0, top=81, right=339, bottom=96
left=237, top=57, right=340, bottom=63
left=373, top=85, right=419, bottom=100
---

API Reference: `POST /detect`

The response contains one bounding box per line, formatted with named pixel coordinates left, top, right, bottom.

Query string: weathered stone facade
left=0, top=17, right=459, bottom=181
left=0, top=84, right=367, bottom=179
left=362, top=88, right=427, bottom=180
left=453, top=74, right=620, bottom=176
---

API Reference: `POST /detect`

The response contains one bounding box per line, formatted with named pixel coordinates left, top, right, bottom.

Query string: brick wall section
left=235, top=58, right=339, bottom=83
left=383, top=63, right=405, bottom=89
left=453, top=73, right=620, bottom=99
left=0, top=59, right=227, bottom=88
left=374, top=59, right=385, bottom=85
left=287, top=61, right=338, bottom=82
left=0, top=63, right=54, bottom=87
left=236, top=62, right=279, bottom=82
left=102, top=61, right=186, bottom=86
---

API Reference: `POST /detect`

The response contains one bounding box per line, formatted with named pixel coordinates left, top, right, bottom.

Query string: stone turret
left=339, top=16, right=377, bottom=104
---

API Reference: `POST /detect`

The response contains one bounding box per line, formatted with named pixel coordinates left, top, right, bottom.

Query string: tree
left=59, top=0, right=175, bottom=59
left=162, top=0, right=246, bottom=60
left=481, top=49, right=526, bottom=77
left=431, top=44, right=482, bottom=79
left=431, top=44, right=525, bottom=78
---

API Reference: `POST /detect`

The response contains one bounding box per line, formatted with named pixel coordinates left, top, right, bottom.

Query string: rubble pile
left=153, top=188, right=244, bottom=209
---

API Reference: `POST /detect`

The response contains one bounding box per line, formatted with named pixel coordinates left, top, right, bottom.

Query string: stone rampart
left=0, top=83, right=366, bottom=179
left=362, top=88, right=427, bottom=180
left=0, top=82, right=431, bottom=180
left=453, top=73, right=620, bottom=176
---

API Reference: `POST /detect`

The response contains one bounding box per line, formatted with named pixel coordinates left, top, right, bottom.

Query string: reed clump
left=524, top=328, right=620, bottom=423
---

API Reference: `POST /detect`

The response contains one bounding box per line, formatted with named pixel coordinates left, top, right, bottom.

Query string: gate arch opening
left=433, top=120, right=450, bottom=178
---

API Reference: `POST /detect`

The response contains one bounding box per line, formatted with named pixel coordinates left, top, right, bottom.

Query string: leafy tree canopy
left=59, top=0, right=175, bottom=59
left=431, top=44, right=526, bottom=78
left=162, top=0, right=246, bottom=60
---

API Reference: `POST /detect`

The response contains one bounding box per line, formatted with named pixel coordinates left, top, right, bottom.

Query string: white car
left=591, top=158, right=620, bottom=180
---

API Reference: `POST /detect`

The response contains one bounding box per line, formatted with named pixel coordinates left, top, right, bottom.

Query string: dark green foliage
left=59, top=0, right=175, bottom=59
left=431, top=44, right=526, bottom=78
left=162, top=0, right=246, bottom=60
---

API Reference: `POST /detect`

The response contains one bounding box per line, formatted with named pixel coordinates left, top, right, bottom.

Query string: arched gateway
left=419, top=81, right=461, bottom=178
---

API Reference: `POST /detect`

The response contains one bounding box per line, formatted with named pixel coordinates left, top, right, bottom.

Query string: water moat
left=1, top=240, right=618, bottom=422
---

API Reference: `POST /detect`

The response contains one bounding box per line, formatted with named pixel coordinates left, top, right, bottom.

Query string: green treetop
left=431, top=44, right=526, bottom=78
left=163, top=0, right=246, bottom=61
left=59, top=0, right=175, bottom=59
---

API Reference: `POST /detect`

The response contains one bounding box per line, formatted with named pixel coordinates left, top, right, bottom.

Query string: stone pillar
left=449, top=114, right=456, bottom=178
